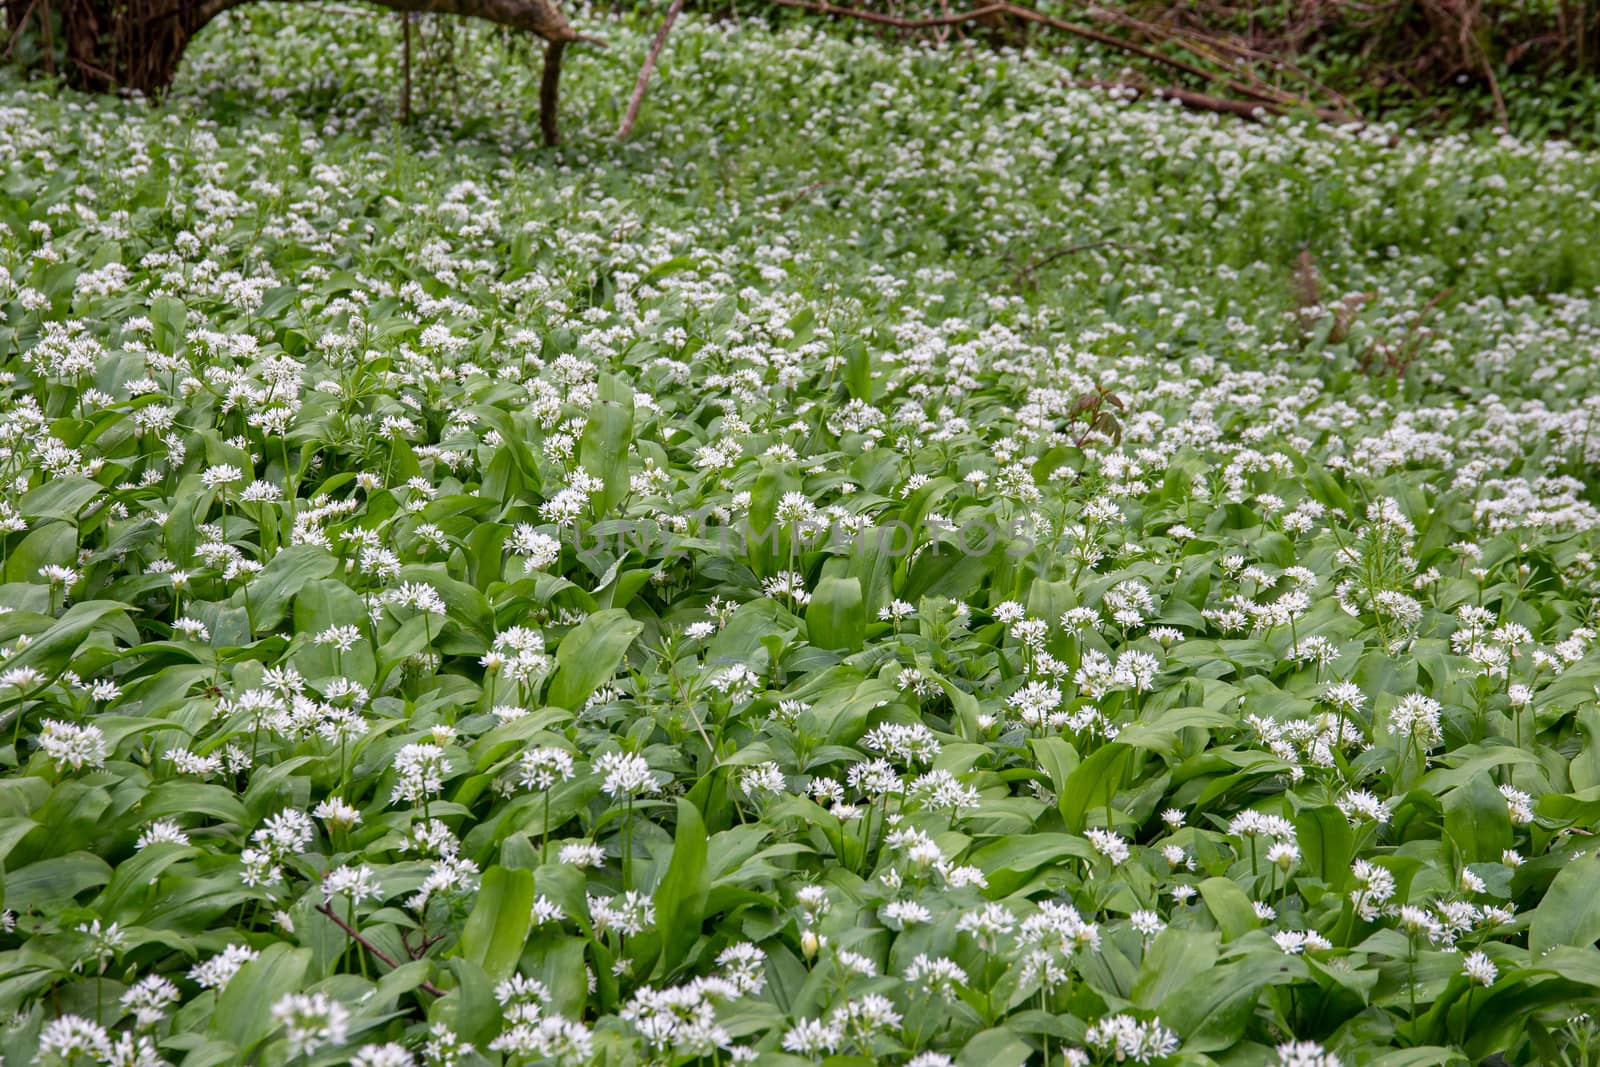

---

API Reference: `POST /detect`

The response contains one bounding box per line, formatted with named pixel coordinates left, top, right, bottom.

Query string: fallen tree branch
left=1077, top=3, right=1360, bottom=116
left=769, top=0, right=1217, bottom=83
left=1071, top=79, right=1355, bottom=124
left=617, top=0, right=687, bottom=139
left=762, top=0, right=1348, bottom=116
left=315, top=902, right=445, bottom=995
left=763, top=0, right=1009, bottom=30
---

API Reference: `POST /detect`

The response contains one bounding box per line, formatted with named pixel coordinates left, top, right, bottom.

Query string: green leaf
left=1362, top=1049, right=1469, bottom=1067
left=455, top=865, right=535, bottom=983
left=1294, top=805, right=1354, bottom=888
left=840, top=336, right=872, bottom=401
left=211, top=943, right=312, bottom=1050
left=652, top=798, right=710, bottom=977
left=293, top=577, right=368, bottom=634
left=18, top=477, right=101, bottom=523
left=237, top=545, right=336, bottom=631
left=956, top=1028, right=1032, bottom=1067
left=580, top=375, right=635, bottom=517
left=745, top=463, right=800, bottom=577
left=6, top=852, right=112, bottom=910
left=0, top=600, right=128, bottom=688
left=1132, top=928, right=1219, bottom=1010
left=806, top=576, right=864, bottom=653
left=1530, top=852, right=1600, bottom=956
left=150, top=295, right=187, bottom=356
left=1571, top=706, right=1600, bottom=792
left=968, top=832, right=1092, bottom=896
left=1442, top=773, right=1513, bottom=865
left=1027, top=737, right=1079, bottom=797
left=1197, top=877, right=1259, bottom=941
left=439, top=958, right=501, bottom=1046
left=1058, top=742, right=1131, bottom=832
left=1161, top=952, right=1299, bottom=1052
left=546, top=608, right=642, bottom=710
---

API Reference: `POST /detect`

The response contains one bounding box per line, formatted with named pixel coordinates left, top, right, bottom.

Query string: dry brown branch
left=997, top=238, right=1152, bottom=289
left=1071, top=78, right=1353, bottom=124
left=616, top=0, right=686, bottom=140
left=762, top=0, right=1352, bottom=118
left=315, top=902, right=446, bottom=995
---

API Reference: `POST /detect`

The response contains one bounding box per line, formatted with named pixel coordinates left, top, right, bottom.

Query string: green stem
left=541, top=789, right=551, bottom=865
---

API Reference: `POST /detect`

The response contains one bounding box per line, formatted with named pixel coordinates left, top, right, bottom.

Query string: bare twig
left=994, top=237, right=1150, bottom=288
left=316, top=902, right=445, bottom=995
left=1462, top=25, right=1510, bottom=129
left=617, top=0, right=687, bottom=140
left=778, top=178, right=834, bottom=212
left=400, top=926, right=448, bottom=960
left=1, top=0, right=45, bottom=59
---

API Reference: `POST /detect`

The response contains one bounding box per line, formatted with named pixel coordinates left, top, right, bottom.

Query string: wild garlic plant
left=6, top=3, right=1600, bottom=1065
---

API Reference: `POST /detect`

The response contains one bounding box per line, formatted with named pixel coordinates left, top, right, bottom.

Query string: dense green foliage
left=4, top=5, right=1600, bottom=1066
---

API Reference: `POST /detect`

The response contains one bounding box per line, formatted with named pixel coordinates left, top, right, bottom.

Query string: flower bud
left=800, top=929, right=820, bottom=961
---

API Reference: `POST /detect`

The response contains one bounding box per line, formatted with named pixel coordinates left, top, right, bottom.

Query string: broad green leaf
left=211, top=943, right=312, bottom=1050
left=1442, top=774, right=1512, bottom=864
left=1132, top=927, right=1219, bottom=1009
left=1294, top=804, right=1354, bottom=888
left=1161, top=952, right=1300, bottom=1052
left=1197, top=877, right=1259, bottom=941
left=1059, top=742, right=1132, bottom=832
left=956, top=1028, right=1032, bottom=1067
left=653, top=798, right=710, bottom=977
left=580, top=375, right=635, bottom=516
left=546, top=608, right=642, bottom=710
left=1530, top=852, right=1600, bottom=956
left=455, top=865, right=535, bottom=982
left=6, top=852, right=113, bottom=910
left=806, top=576, right=864, bottom=653
left=238, top=544, right=336, bottom=631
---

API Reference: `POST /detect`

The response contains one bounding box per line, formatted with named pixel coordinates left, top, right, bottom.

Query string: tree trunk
left=538, top=36, right=565, bottom=146
left=4, top=0, right=576, bottom=94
